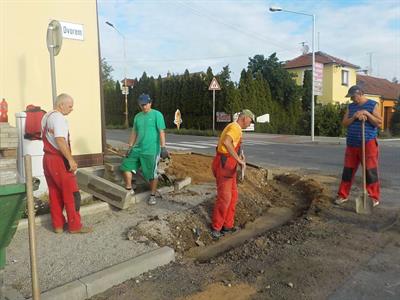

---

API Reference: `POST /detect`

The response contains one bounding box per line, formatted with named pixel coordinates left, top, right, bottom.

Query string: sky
left=98, top=0, right=400, bottom=83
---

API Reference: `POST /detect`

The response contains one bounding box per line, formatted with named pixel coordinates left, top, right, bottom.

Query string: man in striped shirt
left=336, top=85, right=382, bottom=207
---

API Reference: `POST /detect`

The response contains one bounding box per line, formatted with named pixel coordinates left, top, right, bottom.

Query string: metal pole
left=311, top=14, right=315, bottom=142
left=49, top=34, right=57, bottom=106
left=24, top=155, right=41, bottom=300
left=212, top=89, right=215, bottom=133
left=123, top=36, right=129, bottom=129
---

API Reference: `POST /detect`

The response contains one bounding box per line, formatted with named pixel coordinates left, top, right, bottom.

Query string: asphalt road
left=106, top=129, right=400, bottom=208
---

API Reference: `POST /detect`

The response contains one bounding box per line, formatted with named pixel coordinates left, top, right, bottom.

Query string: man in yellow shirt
left=211, top=109, right=255, bottom=239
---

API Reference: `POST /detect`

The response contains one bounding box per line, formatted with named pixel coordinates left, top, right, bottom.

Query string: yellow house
left=357, top=74, right=400, bottom=130
left=0, top=0, right=104, bottom=167
left=284, top=51, right=359, bottom=105
left=285, top=52, right=400, bottom=131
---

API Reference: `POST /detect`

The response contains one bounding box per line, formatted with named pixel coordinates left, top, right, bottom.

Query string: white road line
left=173, top=142, right=210, bottom=149
left=165, top=144, right=191, bottom=151
left=190, top=141, right=217, bottom=147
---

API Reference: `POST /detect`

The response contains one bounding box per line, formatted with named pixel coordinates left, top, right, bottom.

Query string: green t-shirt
left=132, top=109, right=166, bottom=155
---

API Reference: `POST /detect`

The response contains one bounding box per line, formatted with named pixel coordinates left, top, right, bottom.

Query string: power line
left=175, top=0, right=300, bottom=54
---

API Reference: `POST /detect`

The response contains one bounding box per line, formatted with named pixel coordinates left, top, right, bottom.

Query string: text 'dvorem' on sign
left=60, top=21, right=84, bottom=41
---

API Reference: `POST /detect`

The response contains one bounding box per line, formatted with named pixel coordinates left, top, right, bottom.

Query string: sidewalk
left=4, top=181, right=210, bottom=299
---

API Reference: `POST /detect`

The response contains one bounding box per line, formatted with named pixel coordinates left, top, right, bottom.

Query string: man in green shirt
left=120, top=94, right=169, bottom=205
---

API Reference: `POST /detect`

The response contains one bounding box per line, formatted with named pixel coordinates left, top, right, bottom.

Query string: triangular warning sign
left=208, top=77, right=221, bottom=91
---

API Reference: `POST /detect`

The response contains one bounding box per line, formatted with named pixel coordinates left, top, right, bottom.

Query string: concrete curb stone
left=35, top=247, right=175, bottom=300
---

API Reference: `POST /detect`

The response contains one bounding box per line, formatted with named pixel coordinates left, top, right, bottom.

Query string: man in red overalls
left=41, top=93, right=92, bottom=234
left=211, top=109, right=254, bottom=239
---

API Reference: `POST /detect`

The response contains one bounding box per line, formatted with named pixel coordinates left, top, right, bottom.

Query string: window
left=341, top=70, right=349, bottom=86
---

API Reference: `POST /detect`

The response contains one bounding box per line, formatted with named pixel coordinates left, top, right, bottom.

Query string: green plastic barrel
left=0, top=183, right=26, bottom=270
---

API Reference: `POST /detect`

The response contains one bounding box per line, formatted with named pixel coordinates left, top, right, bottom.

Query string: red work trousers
left=338, top=139, right=380, bottom=201
left=211, top=153, right=238, bottom=231
left=43, top=154, right=82, bottom=231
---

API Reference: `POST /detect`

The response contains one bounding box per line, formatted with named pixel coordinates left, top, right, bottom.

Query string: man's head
left=138, top=94, right=152, bottom=113
left=55, top=93, right=74, bottom=115
left=237, top=109, right=255, bottom=129
left=346, top=85, right=364, bottom=103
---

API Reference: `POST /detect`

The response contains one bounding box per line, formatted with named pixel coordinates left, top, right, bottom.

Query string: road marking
left=165, top=144, right=191, bottom=151
left=173, top=142, right=210, bottom=149
left=167, top=142, right=209, bottom=149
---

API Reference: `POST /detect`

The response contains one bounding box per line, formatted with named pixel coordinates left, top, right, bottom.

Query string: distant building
left=285, top=51, right=399, bottom=130
left=285, top=51, right=359, bottom=105
left=357, top=74, right=400, bottom=130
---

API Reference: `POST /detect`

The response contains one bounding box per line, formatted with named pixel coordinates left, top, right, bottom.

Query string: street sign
left=121, top=86, right=129, bottom=95
left=208, top=77, right=221, bottom=91
left=313, top=62, right=323, bottom=96
left=216, top=112, right=231, bottom=122
left=174, top=109, right=182, bottom=129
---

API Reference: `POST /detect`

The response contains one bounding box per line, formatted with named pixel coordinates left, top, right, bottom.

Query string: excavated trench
left=126, top=153, right=331, bottom=261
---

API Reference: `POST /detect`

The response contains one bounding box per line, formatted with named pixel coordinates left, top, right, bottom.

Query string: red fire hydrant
left=0, top=98, right=8, bottom=123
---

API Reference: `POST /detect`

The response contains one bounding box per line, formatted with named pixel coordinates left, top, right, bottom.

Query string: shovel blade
left=355, top=194, right=373, bottom=214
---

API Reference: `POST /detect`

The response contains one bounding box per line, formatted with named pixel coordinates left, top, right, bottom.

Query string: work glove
left=160, top=147, right=170, bottom=159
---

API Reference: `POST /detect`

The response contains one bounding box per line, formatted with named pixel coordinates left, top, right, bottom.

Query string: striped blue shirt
left=346, top=99, right=378, bottom=147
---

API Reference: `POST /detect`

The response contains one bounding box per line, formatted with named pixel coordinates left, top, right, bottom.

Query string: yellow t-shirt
left=217, top=122, right=242, bottom=154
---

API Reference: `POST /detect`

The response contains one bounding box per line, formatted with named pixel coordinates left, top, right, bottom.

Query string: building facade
left=0, top=0, right=103, bottom=166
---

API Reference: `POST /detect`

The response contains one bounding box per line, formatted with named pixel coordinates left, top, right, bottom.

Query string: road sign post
left=208, top=77, right=221, bottom=133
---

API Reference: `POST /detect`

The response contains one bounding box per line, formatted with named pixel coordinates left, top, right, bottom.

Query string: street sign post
left=208, top=77, right=221, bottom=133
left=46, top=20, right=63, bottom=105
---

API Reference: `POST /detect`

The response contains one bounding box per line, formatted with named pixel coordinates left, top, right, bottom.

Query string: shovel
left=355, top=120, right=373, bottom=214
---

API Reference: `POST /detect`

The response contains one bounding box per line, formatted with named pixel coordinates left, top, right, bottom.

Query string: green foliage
left=103, top=53, right=348, bottom=137
left=314, top=103, right=347, bottom=137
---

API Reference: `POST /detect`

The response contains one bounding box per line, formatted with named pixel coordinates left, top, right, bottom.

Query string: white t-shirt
left=41, top=110, right=69, bottom=150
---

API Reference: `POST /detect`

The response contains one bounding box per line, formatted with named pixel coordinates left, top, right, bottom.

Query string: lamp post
left=269, top=6, right=316, bottom=142
left=105, top=21, right=129, bottom=128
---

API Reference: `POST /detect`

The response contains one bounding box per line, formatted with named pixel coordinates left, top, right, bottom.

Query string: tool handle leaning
left=24, top=155, right=41, bottom=299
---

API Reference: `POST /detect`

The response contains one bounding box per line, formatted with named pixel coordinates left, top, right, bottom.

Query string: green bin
left=0, top=183, right=26, bottom=270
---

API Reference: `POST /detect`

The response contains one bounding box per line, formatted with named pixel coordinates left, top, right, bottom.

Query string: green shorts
left=120, top=148, right=159, bottom=181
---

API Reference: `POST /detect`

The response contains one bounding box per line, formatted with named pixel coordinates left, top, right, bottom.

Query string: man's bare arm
left=363, top=105, right=382, bottom=128
left=128, top=130, right=137, bottom=147
left=159, top=130, right=166, bottom=147
left=223, top=135, right=244, bottom=165
left=55, top=137, right=77, bottom=172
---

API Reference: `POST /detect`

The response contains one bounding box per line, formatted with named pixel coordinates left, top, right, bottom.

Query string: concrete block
left=80, top=246, right=175, bottom=298
left=78, top=170, right=131, bottom=209
left=174, top=177, right=192, bottom=191
left=39, top=280, right=87, bottom=300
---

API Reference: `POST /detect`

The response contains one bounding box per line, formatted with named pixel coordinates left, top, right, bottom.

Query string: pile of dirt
left=166, top=153, right=215, bottom=184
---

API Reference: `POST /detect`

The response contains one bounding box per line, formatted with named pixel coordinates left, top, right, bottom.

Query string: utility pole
left=367, top=52, right=373, bottom=75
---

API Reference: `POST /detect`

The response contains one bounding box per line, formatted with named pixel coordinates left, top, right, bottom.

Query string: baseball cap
left=345, top=85, right=362, bottom=97
left=241, top=109, right=255, bottom=122
left=138, top=94, right=152, bottom=105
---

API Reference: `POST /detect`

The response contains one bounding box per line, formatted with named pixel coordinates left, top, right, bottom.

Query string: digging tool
left=238, top=149, right=246, bottom=182
left=355, top=120, right=373, bottom=214
left=24, top=155, right=41, bottom=299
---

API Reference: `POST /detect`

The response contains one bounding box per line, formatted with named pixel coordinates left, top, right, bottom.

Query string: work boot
left=210, top=229, right=222, bottom=240
left=54, top=227, right=63, bottom=234
left=148, top=194, right=157, bottom=205
left=69, top=226, right=93, bottom=234
left=221, top=226, right=238, bottom=234
left=334, top=197, right=348, bottom=205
